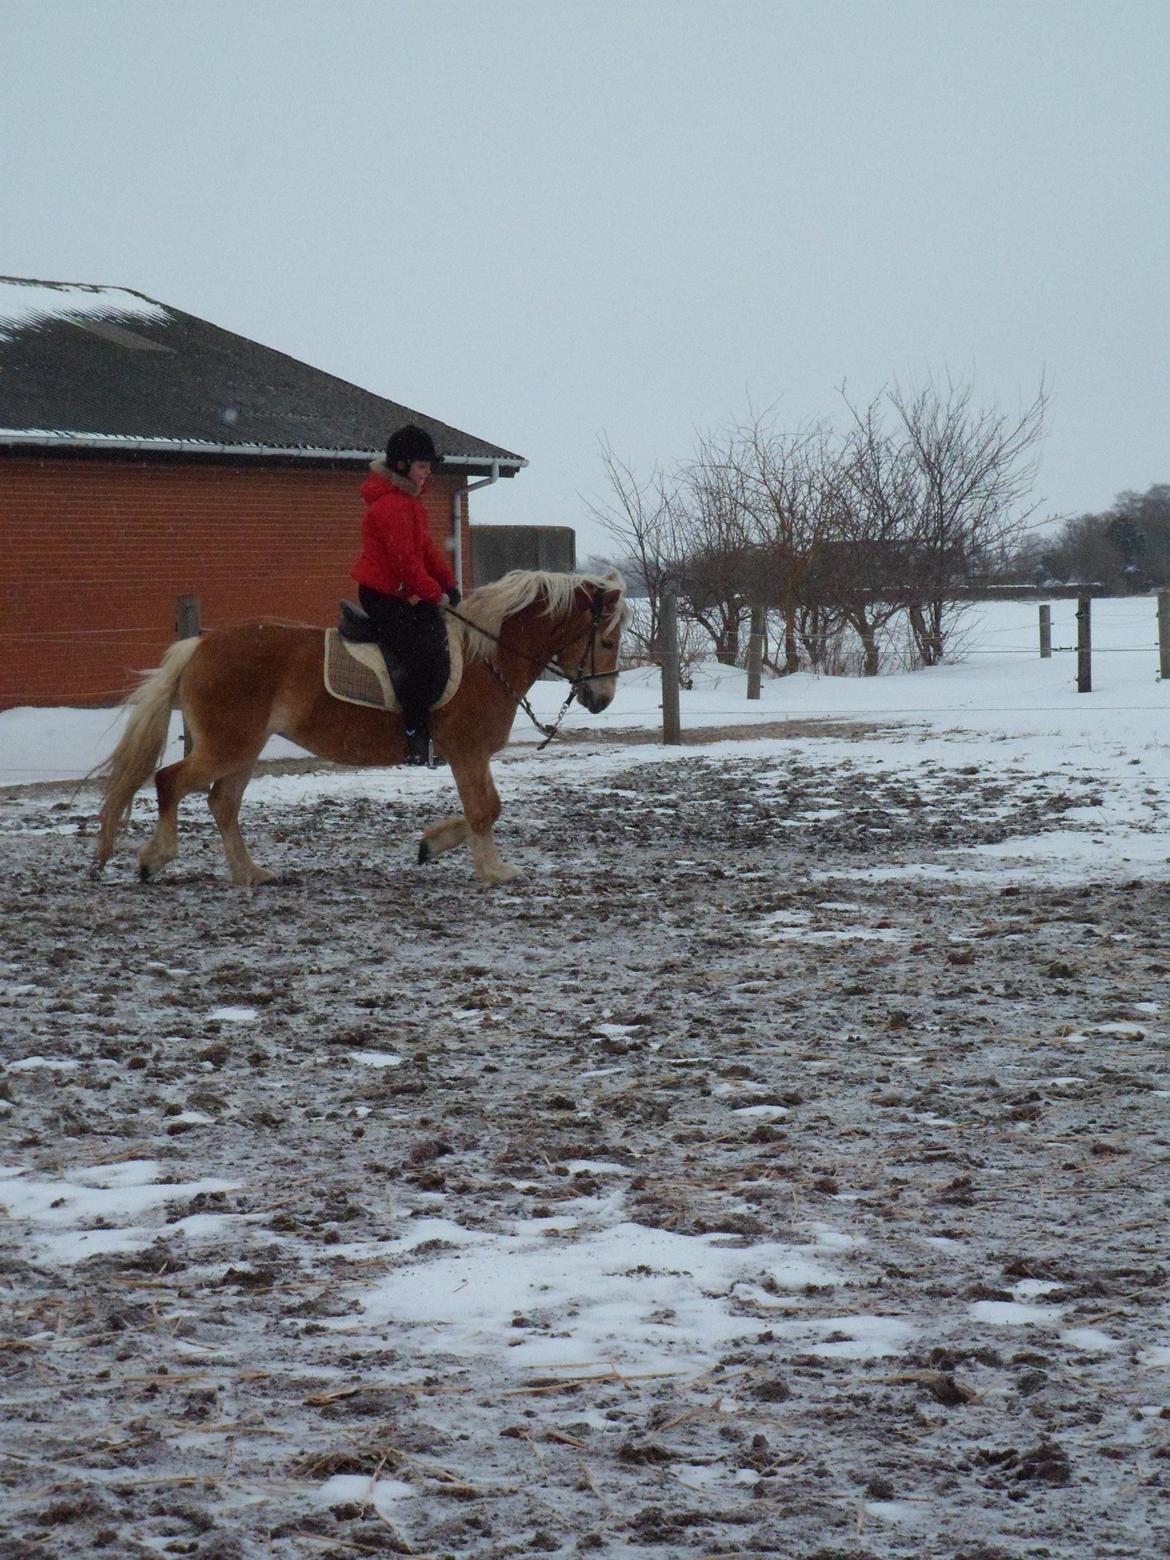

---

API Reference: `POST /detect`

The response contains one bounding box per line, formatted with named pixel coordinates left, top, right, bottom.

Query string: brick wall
left=0, top=454, right=472, bottom=708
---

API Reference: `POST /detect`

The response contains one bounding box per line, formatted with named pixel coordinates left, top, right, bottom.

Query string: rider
left=350, top=423, right=462, bottom=766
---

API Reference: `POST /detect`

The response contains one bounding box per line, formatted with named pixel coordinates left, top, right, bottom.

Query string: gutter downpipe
left=453, top=460, right=501, bottom=593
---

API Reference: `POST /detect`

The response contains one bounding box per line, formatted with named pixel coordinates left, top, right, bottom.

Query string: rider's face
left=407, top=459, right=432, bottom=487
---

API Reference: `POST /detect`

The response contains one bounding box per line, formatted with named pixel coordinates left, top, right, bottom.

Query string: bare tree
left=669, top=429, right=756, bottom=664
left=887, top=377, right=1047, bottom=663
left=588, top=438, right=678, bottom=662
left=731, top=415, right=838, bottom=675
left=821, top=401, right=918, bottom=675
left=790, top=600, right=850, bottom=673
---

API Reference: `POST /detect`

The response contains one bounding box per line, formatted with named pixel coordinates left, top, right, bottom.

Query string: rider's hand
left=446, top=587, right=462, bottom=609
left=407, top=594, right=421, bottom=606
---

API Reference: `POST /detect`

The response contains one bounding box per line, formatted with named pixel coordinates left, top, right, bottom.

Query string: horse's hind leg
left=139, top=727, right=266, bottom=884
left=208, top=767, right=275, bottom=888
left=418, top=813, right=469, bottom=864
left=138, top=753, right=221, bottom=880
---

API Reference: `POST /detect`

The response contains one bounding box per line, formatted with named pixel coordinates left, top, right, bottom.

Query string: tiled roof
left=0, top=276, right=525, bottom=473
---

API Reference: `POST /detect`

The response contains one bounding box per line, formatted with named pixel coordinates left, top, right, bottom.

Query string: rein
left=443, top=589, right=614, bottom=749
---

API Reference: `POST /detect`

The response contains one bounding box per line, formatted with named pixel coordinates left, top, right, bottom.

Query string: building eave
left=0, top=429, right=527, bottom=474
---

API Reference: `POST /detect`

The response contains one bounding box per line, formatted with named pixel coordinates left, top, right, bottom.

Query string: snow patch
left=969, top=1300, right=1064, bottom=1326
left=344, top=1220, right=842, bottom=1375
left=0, top=1161, right=244, bottom=1264
left=311, top=1473, right=415, bottom=1511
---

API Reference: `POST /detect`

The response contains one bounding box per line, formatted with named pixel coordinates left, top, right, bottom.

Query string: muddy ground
left=2, top=732, right=1169, bottom=1559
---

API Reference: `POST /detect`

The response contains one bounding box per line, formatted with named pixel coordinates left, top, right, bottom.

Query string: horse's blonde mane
left=457, top=567, right=629, bottom=664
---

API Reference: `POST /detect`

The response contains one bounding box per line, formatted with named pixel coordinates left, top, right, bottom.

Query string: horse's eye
left=601, top=638, right=616, bottom=650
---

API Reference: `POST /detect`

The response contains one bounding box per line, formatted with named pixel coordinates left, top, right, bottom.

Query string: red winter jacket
left=350, top=465, right=457, bottom=605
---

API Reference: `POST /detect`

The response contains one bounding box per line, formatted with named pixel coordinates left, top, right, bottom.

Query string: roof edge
left=0, top=429, right=527, bottom=472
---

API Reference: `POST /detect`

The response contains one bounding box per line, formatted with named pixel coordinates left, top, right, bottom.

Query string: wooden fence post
left=660, top=592, right=681, bottom=745
left=175, top=595, right=202, bottom=756
left=1038, top=604, right=1052, bottom=659
left=746, top=605, right=766, bottom=699
left=1158, top=591, right=1170, bottom=681
left=1076, top=597, right=1092, bottom=693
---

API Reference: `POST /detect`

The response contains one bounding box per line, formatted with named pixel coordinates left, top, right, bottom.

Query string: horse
left=93, top=568, right=629, bottom=888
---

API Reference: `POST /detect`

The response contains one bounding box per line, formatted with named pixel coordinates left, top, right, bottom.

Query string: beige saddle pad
left=324, top=622, right=463, bottom=713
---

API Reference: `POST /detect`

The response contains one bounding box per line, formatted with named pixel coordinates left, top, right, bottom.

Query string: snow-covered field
left=2, top=597, right=1169, bottom=1558
left=2, top=595, right=1168, bottom=787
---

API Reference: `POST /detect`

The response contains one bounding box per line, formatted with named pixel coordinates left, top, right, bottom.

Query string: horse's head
left=557, top=579, right=629, bottom=713
left=458, top=567, right=629, bottom=718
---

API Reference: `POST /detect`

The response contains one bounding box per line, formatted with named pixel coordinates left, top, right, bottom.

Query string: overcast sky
left=4, top=0, right=1167, bottom=557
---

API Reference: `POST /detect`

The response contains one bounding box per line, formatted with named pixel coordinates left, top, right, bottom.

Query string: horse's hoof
left=139, top=863, right=153, bottom=882
left=234, top=869, right=278, bottom=889
left=478, top=865, right=521, bottom=886
left=418, top=838, right=432, bottom=865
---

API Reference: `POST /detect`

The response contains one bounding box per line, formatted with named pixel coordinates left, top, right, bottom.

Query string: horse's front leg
left=448, top=753, right=518, bottom=884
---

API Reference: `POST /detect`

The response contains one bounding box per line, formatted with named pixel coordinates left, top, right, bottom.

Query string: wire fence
left=4, top=595, right=1170, bottom=713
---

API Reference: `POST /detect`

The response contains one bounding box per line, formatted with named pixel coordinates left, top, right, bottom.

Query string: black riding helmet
left=385, top=423, right=443, bottom=472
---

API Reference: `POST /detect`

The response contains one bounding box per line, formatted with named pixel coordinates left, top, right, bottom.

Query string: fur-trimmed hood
left=363, top=455, right=425, bottom=501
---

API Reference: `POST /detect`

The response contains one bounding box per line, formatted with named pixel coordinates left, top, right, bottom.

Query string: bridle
left=444, top=586, right=617, bottom=749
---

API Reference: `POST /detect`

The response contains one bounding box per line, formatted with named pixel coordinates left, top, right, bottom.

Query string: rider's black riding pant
left=357, top=587, right=449, bottom=736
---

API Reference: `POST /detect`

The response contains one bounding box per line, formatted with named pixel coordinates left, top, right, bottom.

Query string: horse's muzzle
left=577, top=678, right=616, bottom=714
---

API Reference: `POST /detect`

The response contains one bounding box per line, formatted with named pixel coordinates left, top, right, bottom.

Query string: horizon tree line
left=588, top=378, right=1048, bottom=676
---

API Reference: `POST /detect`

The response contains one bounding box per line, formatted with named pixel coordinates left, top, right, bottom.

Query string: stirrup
left=404, top=728, right=433, bottom=768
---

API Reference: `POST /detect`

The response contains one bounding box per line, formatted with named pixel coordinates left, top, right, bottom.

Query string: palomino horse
left=94, top=569, right=628, bottom=887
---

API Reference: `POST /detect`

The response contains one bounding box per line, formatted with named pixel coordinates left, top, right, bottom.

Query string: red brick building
left=0, top=277, right=525, bottom=708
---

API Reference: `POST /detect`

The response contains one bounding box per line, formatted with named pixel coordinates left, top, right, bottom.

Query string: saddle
left=325, top=600, right=463, bottom=713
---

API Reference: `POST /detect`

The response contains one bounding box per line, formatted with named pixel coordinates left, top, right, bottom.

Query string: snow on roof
left=0, top=277, right=169, bottom=341
left=0, top=275, right=526, bottom=469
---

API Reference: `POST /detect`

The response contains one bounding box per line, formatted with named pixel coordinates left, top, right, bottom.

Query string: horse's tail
left=93, top=638, right=201, bottom=870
